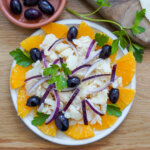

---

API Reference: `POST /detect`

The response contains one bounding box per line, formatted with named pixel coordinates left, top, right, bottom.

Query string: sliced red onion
left=41, top=50, right=48, bottom=68
left=85, top=99, right=104, bottom=116
left=63, top=88, right=80, bottom=112
left=65, top=39, right=78, bottom=56
left=45, top=89, right=60, bottom=124
left=40, top=84, right=54, bottom=105
left=24, top=75, right=42, bottom=82
left=84, top=58, right=102, bottom=78
left=61, top=87, right=76, bottom=92
left=110, top=64, right=117, bottom=82
left=83, top=49, right=102, bottom=65
left=85, top=40, right=96, bottom=59
left=53, top=58, right=60, bottom=64
left=82, top=74, right=111, bottom=82
left=28, top=76, right=49, bottom=95
left=48, top=38, right=64, bottom=51
left=59, top=57, right=64, bottom=64
left=82, top=100, right=88, bottom=125
left=71, top=64, right=91, bottom=75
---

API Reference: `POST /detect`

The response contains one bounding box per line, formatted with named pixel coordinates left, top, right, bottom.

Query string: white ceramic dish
left=10, top=19, right=136, bottom=146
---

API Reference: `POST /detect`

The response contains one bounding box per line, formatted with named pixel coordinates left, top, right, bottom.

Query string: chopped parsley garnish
left=95, top=33, right=109, bottom=47
left=107, top=104, right=122, bottom=117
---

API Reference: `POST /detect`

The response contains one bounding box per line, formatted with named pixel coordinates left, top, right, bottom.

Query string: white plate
left=10, top=19, right=136, bottom=146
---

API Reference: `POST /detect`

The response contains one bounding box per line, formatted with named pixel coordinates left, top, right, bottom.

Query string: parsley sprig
left=107, top=104, right=122, bottom=117
left=9, top=48, right=33, bottom=67
left=43, top=62, right=71, bottom=91
left=66, top=0, right=146, bottom=62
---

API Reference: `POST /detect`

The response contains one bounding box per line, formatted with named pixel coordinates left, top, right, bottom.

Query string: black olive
left=24, top=8, right=42, bottom=20
left=99, top=45, right=112, bottom=59
left=23, top=0, right=39, bottom=6
left=67, top=26, right=78, bottom=41
left=38, top=0, right=55, bottom=15
left=10, top=0, right=22, bottom=15
left=26, top=96, right=41, bottom=107
left=109, top=88, right=119, bottom=104
left=67, top=76, right=81, bottom=88
left=55, top=112, right=69, bottom=131
left=30, top=48, right=42, bottom=62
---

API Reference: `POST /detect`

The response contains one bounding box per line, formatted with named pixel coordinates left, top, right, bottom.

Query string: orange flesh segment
left=77, top=21, right=95, bottom=39
left=38, top=121, right=57, bottom=137
left=65, top=124, right=94, bottom=139
left=20, top=35, right=44, bottom=52
left=10, top=64, right=32, bottom=89
left=116, top=51, right=136, bottom=87
left=41, top=22, right=68, bottom=38
left=17, top=86, right=33, bottom=118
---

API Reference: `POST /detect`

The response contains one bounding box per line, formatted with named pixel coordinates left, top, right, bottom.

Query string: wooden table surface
left=0, top=0, right=150, bottom=150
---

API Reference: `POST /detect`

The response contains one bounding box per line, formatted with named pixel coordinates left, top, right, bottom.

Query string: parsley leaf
left=119, top=36, right=127, bottom=50
left=107, top=104, right=122, bottom=117
left=111, top=39, right=119, bottom=54
left=43, top=64, right=59, bottom=76
left=48, top=75, right=67, bottom=91
left=32, top=112, right=49, bottom=126
left=9, top=48, right=33, bottom=67
left=95, top=33, right=109, bottom=47
left=96, top=0, right=110, bottom=7
left=131, top=9, right=146, bottom=35
left=61, top=63, right=72, bottom=76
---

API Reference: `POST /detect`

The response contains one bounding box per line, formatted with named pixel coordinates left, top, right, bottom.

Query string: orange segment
left=10, top=64, right=32, bottom=89
left=116, top=88, right=136, bottom=110
left=41, top=23, right=68, bottom=38
left=77, top=22, right=95, bottom=39
left=20, top=35, right=44, bottom=51
left=38, top=121, right=57, bottom=137
left=91, top=113, right=117, bottom=130
left=116, top=51, right=136, bottom=87
left=65, top=124, right=94, bottom=139
left=110, top=53, right=117, bottom=64
left=17, top=86, right=33, bottom=118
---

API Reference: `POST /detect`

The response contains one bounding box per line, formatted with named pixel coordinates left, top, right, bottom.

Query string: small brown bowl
left=0, top=0, right=66, bottom=29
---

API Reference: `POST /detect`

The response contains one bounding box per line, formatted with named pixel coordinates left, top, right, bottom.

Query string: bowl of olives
left=0, top=0, right=66, bottom=29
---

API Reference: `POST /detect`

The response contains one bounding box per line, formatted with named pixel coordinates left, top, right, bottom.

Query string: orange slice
left=41, top=22, right=68, bottom=38
left=38, top=121, right=57, bottom=137
left=91, top=113, right=117, bottom=130
left=77, top=21, right=95, bottom=39
left=116, top=51, right=136, bottom=87
left=20, top=35, right=44, bottom=51
left=110, top=53, right=117, bottom=64
left=65, top=124, right=94, bottom=139
left=10, top=64, right=32, bottom=89
left=17, top=86, right=33, bottom=118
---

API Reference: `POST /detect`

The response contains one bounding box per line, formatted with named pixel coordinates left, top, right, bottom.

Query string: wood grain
left=0, top=0, right=150, bottom=149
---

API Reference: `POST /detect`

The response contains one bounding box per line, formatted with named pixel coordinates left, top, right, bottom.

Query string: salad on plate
left=10, top=21, right=136, bottom=140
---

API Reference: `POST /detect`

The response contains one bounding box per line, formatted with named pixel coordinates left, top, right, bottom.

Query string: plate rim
left=9, top=19, right=136, bottom=146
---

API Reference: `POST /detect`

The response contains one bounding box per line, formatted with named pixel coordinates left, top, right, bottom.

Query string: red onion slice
left=82, top=100, right=88, bottom=125
left=53, top=58, right=60, bottom=64
left=84, top=58, right=102, bottom=78
left=24, top=75, right=42, bottom=82
left=71, top=64, right=91, bottom=75
left=85, top=40, right=96, bottom=59
left=61, top=87, right=76, bottom=92
left=85, top=99, right=104, bottom=116
left=41, top=50, right=48, bottom=68
left=40, top=84, right=54, bottom=105
left=83, top=49, right=102, bottom=65
left=63, top=88, right=80, bottom=112
left=45, top=89, right=60, bottom=124
left=28, top=77, right=49, bottom=95
left=82, top=74, right=111, bottom=82
left=110, top=64, right=117, bottom=82
left=48, top=38, right=64, bottom=51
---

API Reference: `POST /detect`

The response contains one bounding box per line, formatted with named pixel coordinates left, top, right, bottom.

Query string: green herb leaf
left=48, top=75, right=67, bottom=91
left=96, top=0, right=110, bottom=7
left=107, top=104, right=122, bottom=117
left=131, top=9, right=146, bottom=35
left=111, top=39, right=119, bottom=54
left=43, top=64, right=60, bottom=76
left=119, top=36, right=127, bottom=49
left=61, top=63, right=72, bottom=76
left=32, top=112, right=49, bottom=126
left=95, top=33, right=109, bottom=47
left=9, top=48, right=33, bottom=67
